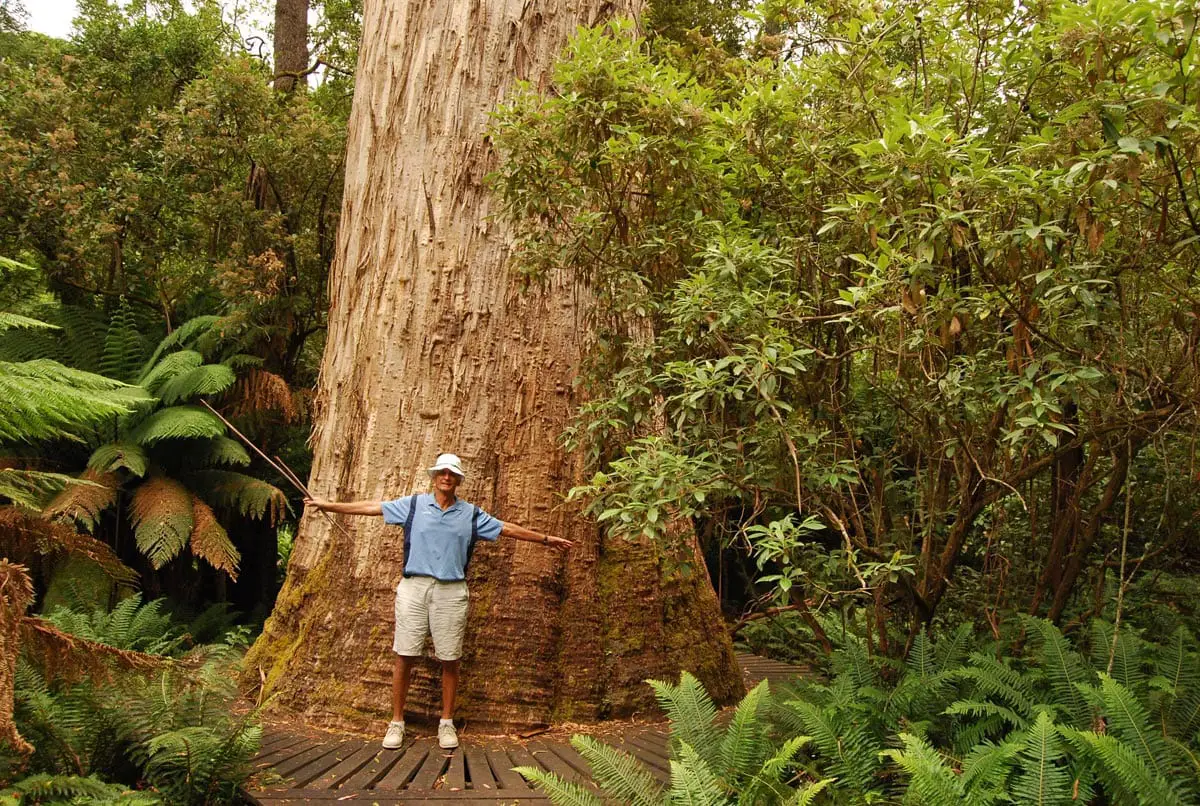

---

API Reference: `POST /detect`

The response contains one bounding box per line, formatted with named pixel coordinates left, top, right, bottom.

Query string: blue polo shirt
left=381, top=493, right=503, bottom=581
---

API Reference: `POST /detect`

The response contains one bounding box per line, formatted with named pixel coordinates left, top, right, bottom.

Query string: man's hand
left=304, top=497, right=329, bottom=511
left=545, top=535, right=573, bottom=549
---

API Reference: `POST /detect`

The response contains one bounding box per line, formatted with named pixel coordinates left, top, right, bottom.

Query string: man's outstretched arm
left=304, top=498, right=383, bottom=516
left=500, top=522, right=573, bottom=548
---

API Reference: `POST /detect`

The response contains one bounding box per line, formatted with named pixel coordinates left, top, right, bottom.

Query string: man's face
left=433, top=468, right=462, bottom=494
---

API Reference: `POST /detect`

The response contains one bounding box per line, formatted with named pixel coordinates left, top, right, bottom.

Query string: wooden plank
left=527, top=740, right=592, bottom=786
left=251, top=791, right=549, bottom=802
left=254, top=736, right=320, bottom=768
left=374, top=738, right=433, bottom=790
left=303, top=742, right=381, bottom=790
left=506, top=744, right=541, bottom=783
left=256, top=730, right=301, bottom=754
left=624, top=732, right=671, bottom=766
left=289, top=739, right=373, bottom=788
left=444, top=746, right=467, bottom=792
left=338, top=744, right=407, bottom=790
left=409, top=745, right=453, bottom=790
left=484, top=747, right=533, bottom=792
left=273, top=739, right=353, bottom=780
left=463, top=745, right=496, bottom=792
left=536, top=739, right=594, bottom=781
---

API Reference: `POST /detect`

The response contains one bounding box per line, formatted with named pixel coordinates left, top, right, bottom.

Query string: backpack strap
left=464, top=505, right=481, bottom=568
left=401, top=493, right=419, bottom=575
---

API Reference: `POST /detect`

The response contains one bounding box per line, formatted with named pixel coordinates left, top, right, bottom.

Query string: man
left=303, top=453, right=572, bottom=751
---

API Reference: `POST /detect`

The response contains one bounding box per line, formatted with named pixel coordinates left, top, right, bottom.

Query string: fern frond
left=194, top=435, right=250, bottom=468
left=186, top=470, right=288, bottom=523
left=0, top=506, right=137, bottom=583
left=935, top=622, right=976, bottom=673
left=1011, top=711, right=1072, bottom=806
left=514, top=766, right=606, bottom=806
left=882, top=732, right=964, bottom=803
left=0, top=312, right=57, bottom=331
left=88, top=441, right=149, bottom=477
left=1095, top=673, right=1170, bottom=779
left=101, top=299, right=149, bottom=384
left=226, top=368, right=299, bottom=422
left=955, top=652, right=1036, bottom=716
left=571, top=734, right=663, bottom=806
left=1090, top=622, right=1146, bottom=691
left=0, top=360, right=147, bottom=444
left=960, top=739, right=1020, bottom=792
left=190, top=496, right=239, bottom=579
left=1063, top=729, right=1188, bottom=806
left=1020, top=617, right=1093, bottom=728
left=944, top=700, right=1029, bottom=730
left=130, top=476, right=194, bottom=568
left=136, top=315, right=222, bottom=380
left=787, top=778, right=833, bottom=806
left=649, top=671, right=721, bottom=765
left=43, top=469, right=119, bottom=531
left=908, top=631, right=935, bottom=679
left=719, top=679, right=769, bottom=778
left=138, top=350, right=203, bottom=395
left=156, top=363, right=236, bottom=404
left=668, top=741, right=726, bottom=806
left=0, top=468, right=80, bottom=509
left=130, top=405, right=225, bottom=444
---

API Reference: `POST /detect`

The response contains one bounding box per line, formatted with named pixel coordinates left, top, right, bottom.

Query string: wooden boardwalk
left=245, top=652, right=804, bottom=804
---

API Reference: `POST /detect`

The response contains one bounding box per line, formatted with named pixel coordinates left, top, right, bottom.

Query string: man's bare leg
left=441, top=660, right=459, bottom=720
left=393, top=655, right=416, bottom=721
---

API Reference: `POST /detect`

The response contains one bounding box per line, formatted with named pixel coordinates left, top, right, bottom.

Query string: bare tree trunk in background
left=245, top=0, right=743, bottom=732
left=273, top=0, right=309, bottom=93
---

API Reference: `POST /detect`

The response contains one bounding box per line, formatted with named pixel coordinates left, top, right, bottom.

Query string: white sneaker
left=438, top=720, right=459, bottom=749
left=382, top=720, right=404, bottom=749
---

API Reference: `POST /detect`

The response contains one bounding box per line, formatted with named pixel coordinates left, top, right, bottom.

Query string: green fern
left=136, top=316, right=222, bottom=381
left=512, top=767, right=604, bottom=806
left=185, top=469, right=287, bottom=522
left=88, top=442, right=149, bottom=477
left=129, top=405, right=225, bottom=444
left=156, top=363, right=236, bottom=404
left=570, top=734, right=663, bottom=806
left=649, top=671, right=722, bottom=765
left=43, top=595, right=187, bottom=656
left=719, top=680, right=770, bottom=778
left=0, top=360, right=147, bottom=444
left=1010, top=712, right=1072, bottom=806
left=882, top=733, right=966, bottom=804
left=0, top=468, right=80, bottom=509
left=1020, top=617, right=1093, bottom=729
left=138, top=350, right=204, bottom=396
left=100, top=300, right=148, bottom=384
left=0, top=773, right=160, bottom=804
left=0, top=312, right=57, bottom=332
left=1062, top=729, right=1188, bottom=806
left=668, top=741, right=725, bottom=805
left=193, top=435, right=250, bottom=468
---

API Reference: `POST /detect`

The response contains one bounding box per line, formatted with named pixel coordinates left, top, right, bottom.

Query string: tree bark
left=273, top=0, right=309, bottom=93
left=245, top=0, right=743, bottom=732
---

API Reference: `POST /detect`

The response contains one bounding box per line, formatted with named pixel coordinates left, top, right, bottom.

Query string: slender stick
left=199, top=399, right=352, bottom=539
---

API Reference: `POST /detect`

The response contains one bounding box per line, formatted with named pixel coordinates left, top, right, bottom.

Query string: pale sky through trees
left=27, top=0, right=77, bottom=39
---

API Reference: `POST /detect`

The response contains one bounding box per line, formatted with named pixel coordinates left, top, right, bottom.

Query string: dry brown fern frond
left=129, top=477, right=193, bottom=569
left=18, top=616, right=169, bottom=685
left=225, top=369, right=298, bottom=423
left=1, top=560, right=35, bottom=760
left=190, top=496, right=239, bottom=580
left=42, top=468, right=119, bottom=531
left=0, top=507, right=137, bottom=584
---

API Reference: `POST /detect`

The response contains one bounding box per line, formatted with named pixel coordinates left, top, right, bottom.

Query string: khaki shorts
left=393, top=577, right=469, bottom=661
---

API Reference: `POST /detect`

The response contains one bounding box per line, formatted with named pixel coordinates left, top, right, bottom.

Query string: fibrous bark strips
left=246, top=0, right=743, bottom=730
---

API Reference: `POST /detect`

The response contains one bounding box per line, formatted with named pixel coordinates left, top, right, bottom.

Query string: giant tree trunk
left=273, top=0, right=309, bottom=92
left=245, top=0, right=743, bottom=732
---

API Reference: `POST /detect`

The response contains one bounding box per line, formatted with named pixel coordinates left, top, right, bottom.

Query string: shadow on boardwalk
left=245, top=652, right=804, bottom=804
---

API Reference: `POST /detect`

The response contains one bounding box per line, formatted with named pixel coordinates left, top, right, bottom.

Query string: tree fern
left=570, top=734, right=664, bottom=806
left=138, top=350, right=204, bottom=396
left=189, top=496, right=239, bottom=579
left=129, top=405, right=225, bottom=444
left=0, top=468, right=79, bottom=510
left=0, top=359, right=146, bottom=443
left=193, top=435, right=250, bottom=468
left=88, top=442, right=149, bottom=477
left=0, top=507, right=137, bottom=584
left=129, top=476, right=194, bottom=568
left=0, top=312, right=57, bottom=332
left=155, top=363, right=236, bottom=404
left=135, top=315, right=222, bottom=381
left=42, top=469, right=119, bottom=531
left=186, top=469, right=287, bottom=523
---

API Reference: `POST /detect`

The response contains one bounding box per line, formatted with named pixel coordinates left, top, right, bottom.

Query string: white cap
left=427, top=453, right=465, bottom=479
